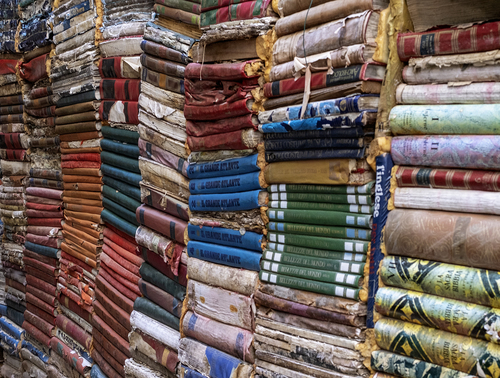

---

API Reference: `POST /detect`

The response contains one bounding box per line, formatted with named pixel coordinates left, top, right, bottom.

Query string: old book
left=403, top=63, right=500, bottom=85
left=155, top=16, right=203, bottom=39
left=396, top=83, right=500, bottom=105
left=397, top=21, right=500, bottom=61
left=189, top=38, right=259, bottom=62
left=406, top=0, right=500, bottom=33
left=276, top=0, right=388, bottom=37
left=273, top=11, right=380, bottom=66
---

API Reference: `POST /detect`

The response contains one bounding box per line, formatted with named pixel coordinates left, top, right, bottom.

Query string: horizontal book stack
left=16, top=0, right=52, bottom=54
left=0, top=0, right=18, bottom=53
left=181, top=56, right=268, bottom=377
left=371, top=16, right=500, bottom=378
left=50, top=0, right=102, bottom=375
left=125, top=20, right=192, bottom=378
left=94, top=11, right=146, bottom=374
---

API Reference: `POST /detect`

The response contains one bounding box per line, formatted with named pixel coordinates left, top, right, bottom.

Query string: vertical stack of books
left=371, top=2, right=500, bottom=377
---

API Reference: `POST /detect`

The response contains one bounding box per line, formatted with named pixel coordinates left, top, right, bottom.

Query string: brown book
left=189, top=38, right=259, bottom=62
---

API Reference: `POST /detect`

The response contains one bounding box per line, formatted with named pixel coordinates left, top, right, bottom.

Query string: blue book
left=188, top=224, right=263, bottom=251
left=189, top=190, right=265, bottom=212
left=189, top=171, right=263, bottom=195
left=187, top=154, right=260, bottom=179
left=187, top=241, right=261, bottom=271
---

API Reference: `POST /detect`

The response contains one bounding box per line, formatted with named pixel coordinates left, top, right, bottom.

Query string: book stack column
left=371, top=18, right=500, bottom=378
left=0, top=0, right=18, bottom=53
left=181, top=57, right=268, bottom=376
left=49, top=0, right=103, bottom=376
left=19, top=50, right=64, bottom=376
left=125, top=21, right=192, bottom=378
left=16, top=0, right=52, bottom=55
left=91, top=6, right=148, bottom=375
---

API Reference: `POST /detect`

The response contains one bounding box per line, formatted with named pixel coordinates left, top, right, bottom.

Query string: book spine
left=134, top=297, right=180, bottom=331
left=140, top=54, right=186, bottom=78
left=263, top=249, right=365, bottom=274
left=381, top=256, right=500, bottom=308
left=394, top=166, right=500, bottom=192
left=269, top=200, right=372, bottom=214
left=267, top=182, right=374, bottom=194
left=375, top=318, right=497, bottom=375
left=187, top=224, right=263, bottom=251
left=140, top=263, right=186, bottom=301
left=372, top=350, right=481, bottom=378
left=397, top=21, right=500, bottom=61
left=391, top=135, right=500, bottom=170
left=265, top=138, right=364, bottom=151
left=142, top=67, right=185, bottom=95
left=263, top=127, right=364, bottom=140
left=265, top=243, right=367, bottom=261
left=267, top=208, right=371, bottom=228
left=260, top=260, right=362, bottom=287
left=265, top=148, right=365, bottom=162
left=403, top=64, right=500, bottom=85
left=159, top=0, right=201, bottom=14
left=259, top=270, right=359, bottom=299
left=376, top=287, right=499, bottom=343
left=397, top=83, right=500, bottom=105
left=155, top=4, right=200, bottom=25
left=267, top=221, right=371, bottom=240
left=269, top=191, right=373, bottom=205
left=266, top=232, right=369, bottom=253
left=189, top=190, right=263, bottom=211
left=187, top=154, right=260, bottom=179
left=186, top=240, right=262, bottom=271
left=188, top=171, right=263, bottom=194
left=390, top=104, right=500, bottom=135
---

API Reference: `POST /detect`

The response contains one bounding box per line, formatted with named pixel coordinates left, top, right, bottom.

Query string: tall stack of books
left=125, top=19, right=191, bottom=378
left=50, top=0, right=102, bottom=375
left=371, top=4, right=500, bottom=378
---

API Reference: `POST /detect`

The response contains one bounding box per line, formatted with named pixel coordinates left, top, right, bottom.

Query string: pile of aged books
left=371, top=4, right=500, bottom=378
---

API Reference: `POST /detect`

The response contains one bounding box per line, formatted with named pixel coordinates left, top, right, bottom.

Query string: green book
left=268, top=222, right=371, bottom=240
left=267, top=232, right=369, bottom=253
left=268, top=192, right=373, bottom=205
left=267, top=183, right=374, bottom=194
left=259, top=270, right=360, bottom=300
left=266, top=242, right=366, bottom=261
left=263, top=249, right=365, bottom=274
left=267, top=209, right=371, bottom=228
left=269, top=200, right=373, bottom=214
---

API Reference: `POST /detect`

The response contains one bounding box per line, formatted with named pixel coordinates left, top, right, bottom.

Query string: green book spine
left=269, top=192, right=373, bottom=205
left=263, top=249, right=365, bottom=274
left=259, top=270, right=360, bottom=300
left=267, top=182, right=374, bottom=194
left=267, top=242, right=366, bottom=261
left=260, top=260, right=362, bottom=287
left=268, top=222, right=371, bottom=240
left=267, top=232, right=369, bottom=253
left=269, top=200, right=373, bottom=214
left=267, top=208, right=372, bottom=228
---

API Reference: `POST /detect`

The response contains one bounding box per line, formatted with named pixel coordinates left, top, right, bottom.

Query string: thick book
left=189, top=190, right=267, bottom=211
left=187, top=224, right=263, bottom=251
left=259, top=96, right=379, bottom=124
left=266, top=242, right=366, bottom=261
left=263, top=249, right=364, bottom=274
left=188, top=171, right=264, bottom=194
left=200, top=0, right=272, bottom=27
left=259, top=270, right=359, bottom=299
left=406, top=0, right=500, bottom=33
left=268, top=182, right=374, bottom=194
left=403, top=64, right=500, bottom=85
left=267, top=221, right=371, bottom=240
left=397, top=21, right=500, bottom=62
left=265, top=137, right=365, bottom=151
left=396, top=83, right=500, bottom=105
left=269, top=200, right=372, bottom=214
left=187, top=154, right=261, bottom=179
left=187, top=240, right=262, bottom=271
left=263, top=127, right=365, bottom=140
left=265, top=148, right=365, bottom=162
left=268, top=191, right=373, bottom=205
left=259, top=112, right=376, bottom=133
left=260, top=260, right=362, bottom=287
left=267, top=208, right=371, bottom=228
left=264, top=63, right=386, bottom=98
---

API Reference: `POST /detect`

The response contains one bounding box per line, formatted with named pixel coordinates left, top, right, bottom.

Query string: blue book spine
left=265, top=148, right=365, bottom=162
left=101, top=164, right=142, bottom=187
left=189, top=171, right=263, bottom=195
left=188, top=224, right=263, bottom=251
left=263, top=127, right=363, bottom=140
left=21, top=340, right=49, bottom=363
left=90, top=364, right=107, bottom=378
left=54, top=0, right=91, bottom=29
left=187, top=241, right=261, bottom=271
left=6, top=307, right=24, bottom=327
left=0, top=331, right=19, bottom=356
left=102, top=177, right=141, bottom=202
left=0, top=317, right=24, bottom=339
left=187, top=154, right=260, bottom=179
left=101, top=209, right=138, bottom=238
left=24, top=241, right=59, bottom=259
left=101, top=151, right=140, bottom=174
left=265, top=137, right=364, bottom=151
left=101, top=139, right=140, bottom=158
left=179, top=365, right=206, bottom=378
left=189, top=190, right=263, bottom=212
